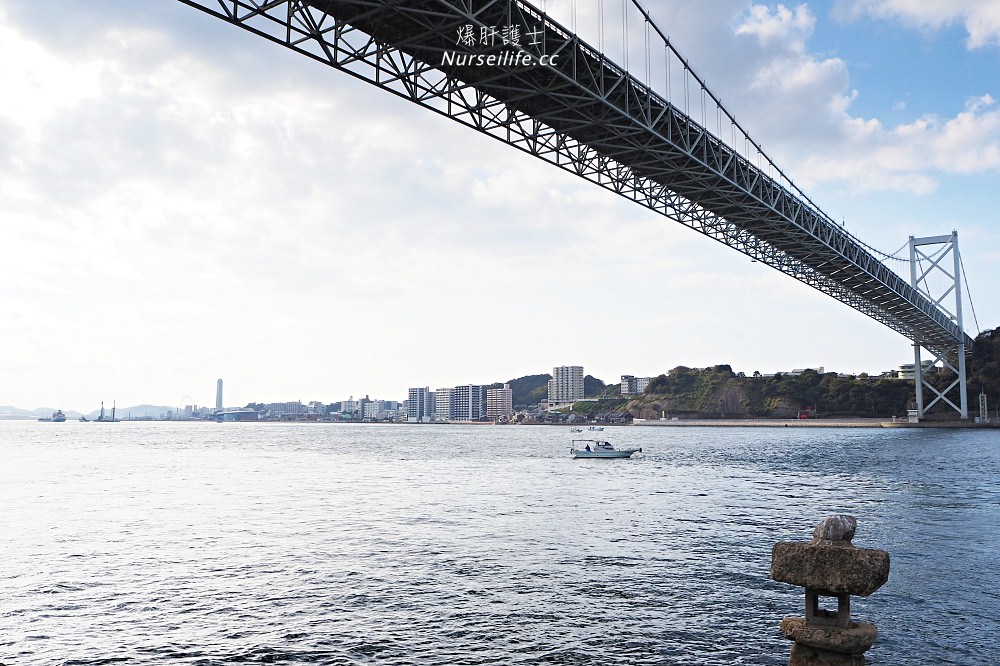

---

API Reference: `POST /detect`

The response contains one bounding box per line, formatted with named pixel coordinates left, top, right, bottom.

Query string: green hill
left=489, top=374, right=609, bottom=408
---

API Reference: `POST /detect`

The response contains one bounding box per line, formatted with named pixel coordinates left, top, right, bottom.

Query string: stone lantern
left=771, top=515, right=890, bottom=665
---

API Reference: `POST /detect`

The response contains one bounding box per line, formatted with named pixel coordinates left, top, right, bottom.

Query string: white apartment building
left=548, top=365, right=584, bottom=406
left=267, top=401, right=304, bottom=418
left=621, top=375, right=652, bottom=395
left=435, top=388, right=453, bottom=421
left=486, top=383, right=514, bottom=420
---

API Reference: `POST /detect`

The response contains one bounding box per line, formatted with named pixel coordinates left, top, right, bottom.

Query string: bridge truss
left=176, top=0, right=973, bottom=409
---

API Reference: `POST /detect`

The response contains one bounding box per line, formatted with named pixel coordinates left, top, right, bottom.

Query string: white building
left=548, top=365, right=584, bottom=407
left=435, top=387, right=453, bottom=421
left=340, top=398, right=359, bottom=417
left=897, top=361, right=934, bottom=380
left=487, top=383, right=514, bottom=420
left=364, top=399, right=401, bottom=420
left=620, top=375, right=652, bottom=395
left=267, top=401, right=304, bottom=418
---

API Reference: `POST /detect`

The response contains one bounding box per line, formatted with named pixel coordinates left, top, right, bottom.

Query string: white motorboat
left=570, top=439, right=641, bottom=459
left=588, top=425, right=604, bottom=431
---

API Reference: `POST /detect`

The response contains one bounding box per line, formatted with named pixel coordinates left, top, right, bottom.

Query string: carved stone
left=771, top=542, right=890, bottom=596
left=772, top=516, right=889, bottom=666
left=781, top=618, right=878, bottom=654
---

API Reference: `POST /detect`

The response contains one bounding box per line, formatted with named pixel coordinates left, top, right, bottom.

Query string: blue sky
left=0, top=0, right=997, bottom=411
left=814, top=14, right=989, bottom=121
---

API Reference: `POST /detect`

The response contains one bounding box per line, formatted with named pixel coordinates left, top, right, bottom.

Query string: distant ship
left=93, top=401, right=119, bottom=423
left=38, top=409, right=67, bottom=422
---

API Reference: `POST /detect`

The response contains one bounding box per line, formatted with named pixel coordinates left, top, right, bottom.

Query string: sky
left=1, top=0, right=998, bottom=412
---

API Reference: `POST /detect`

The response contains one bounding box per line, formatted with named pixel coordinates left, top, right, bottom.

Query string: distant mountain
left=0, top=404, right=175, bottom=420
left=83, top=404, right=175, bottom=420
left=0, top=406, right=82, bottom=420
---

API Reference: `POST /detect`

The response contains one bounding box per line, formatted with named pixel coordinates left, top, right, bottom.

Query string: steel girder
left=175, top=0, right=971, bottom=357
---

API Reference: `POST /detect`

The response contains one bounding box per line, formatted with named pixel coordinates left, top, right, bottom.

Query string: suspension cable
left=960, top=254, right=981, bottom=335
left=545, top=0, right=940, bottom=265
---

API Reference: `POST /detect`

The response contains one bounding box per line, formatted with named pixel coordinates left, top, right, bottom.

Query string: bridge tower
left=908, top=232, right=968, bottom=420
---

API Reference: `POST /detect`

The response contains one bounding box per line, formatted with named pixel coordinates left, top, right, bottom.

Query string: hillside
left=490, top=374, right=608, bottom=408
left=622, top=365, right=915, bottom=419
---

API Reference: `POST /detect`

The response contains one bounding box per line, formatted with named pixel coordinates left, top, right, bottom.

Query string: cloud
left=836, top=0, right=1000, bottom=49
left=0, top=0, right=994, bottom=408
left=725, top=3, right=1000, bottom=195
left=735, top=3, right=815, bottom=52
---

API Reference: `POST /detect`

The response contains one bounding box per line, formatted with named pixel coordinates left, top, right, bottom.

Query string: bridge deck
left=183, top=0, right=971, bottom=357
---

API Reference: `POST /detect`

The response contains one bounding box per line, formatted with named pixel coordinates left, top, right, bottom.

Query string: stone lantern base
left=789, top=643, right=866, bottom=665
left=781, top=617, right=877, bottom=665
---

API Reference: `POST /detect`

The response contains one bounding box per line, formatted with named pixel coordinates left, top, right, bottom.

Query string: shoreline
left=632, top=418, right=1000, bottom=429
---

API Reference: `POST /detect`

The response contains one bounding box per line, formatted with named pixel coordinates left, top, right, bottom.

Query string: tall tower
left=216, top=378, right=223, bottom=411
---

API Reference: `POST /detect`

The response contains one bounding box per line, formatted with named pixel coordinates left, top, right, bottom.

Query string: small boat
left=588, top=425, right=604, bottom=431
left=79, top=416, right=89, bottom=422
left=570, top=439, right=641, bottom=459
left=39, top=410, right=66, bottom=422
left=570, top=427, right=583, bottom=433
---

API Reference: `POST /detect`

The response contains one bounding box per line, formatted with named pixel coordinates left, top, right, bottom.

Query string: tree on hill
left=501, top=374, right=550, bottom=408
left=969, top=326, right=1000, bottom=410
left=583, top=375, right=606, bottom=397
left=636, top=365, right=914, bottom=418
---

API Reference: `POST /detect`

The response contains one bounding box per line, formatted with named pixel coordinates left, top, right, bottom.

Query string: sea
left=1, top=421, right=998, bottom=665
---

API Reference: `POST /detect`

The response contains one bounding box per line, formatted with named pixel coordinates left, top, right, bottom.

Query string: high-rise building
left=216, top=378, right=223, bottom=411
left=548, top=365, right=584, bottom=406
left=451, top=385, right=485, bottom=421
left=407, top=387, right=433, bottom=422
left=435, top=387, right=453, bottom=421
left=486, top=383, right=514, bottom=420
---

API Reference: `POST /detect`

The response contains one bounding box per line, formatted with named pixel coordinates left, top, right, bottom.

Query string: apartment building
left=548, top=365, right=584, bottom=407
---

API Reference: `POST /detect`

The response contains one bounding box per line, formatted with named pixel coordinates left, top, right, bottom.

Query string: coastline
left=632, top=417, right=1000, bottom=429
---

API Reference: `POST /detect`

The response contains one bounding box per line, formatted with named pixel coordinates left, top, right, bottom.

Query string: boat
left=38, top=409, right=66, bottom=422
left=570, top=427, right=583, bottom=433
left=93, top=401, right=119, bottom=423
left=588, top=425, right=604, bottom=431
left=79, top=415, right=89, bottom=422
left=570, top=439, right=642, bottom=459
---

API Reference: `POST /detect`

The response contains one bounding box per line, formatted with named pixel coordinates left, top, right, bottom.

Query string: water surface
left=1, top=421, right=997, bottom=664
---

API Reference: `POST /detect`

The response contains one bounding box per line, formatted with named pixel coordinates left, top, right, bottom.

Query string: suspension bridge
left=175, top=0, right=978, bottom=419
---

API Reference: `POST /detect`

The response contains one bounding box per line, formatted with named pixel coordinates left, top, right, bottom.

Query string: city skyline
left=2, top=1, right=998, bottom=411
left=7, top=359, right=903, bottom=415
